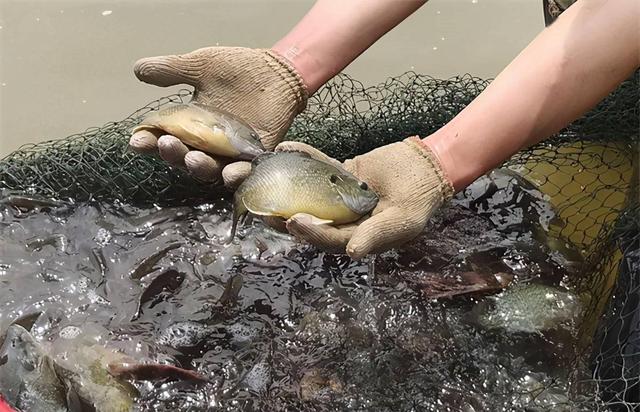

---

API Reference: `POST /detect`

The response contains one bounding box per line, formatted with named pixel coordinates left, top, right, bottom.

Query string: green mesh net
left=0, top=70, right=638, bottom=410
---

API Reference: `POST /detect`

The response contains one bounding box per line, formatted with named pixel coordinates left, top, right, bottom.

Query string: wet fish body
left=108, top=363, right=209, bottom=384
left=477, top=283, right=582, bottom=333
left=0, top=325, right=136, bottom=412
left=0, top=325, right=67, bottom=412
left=133, top=103, right=265, bottom=160
left=230, top=152, right=378, bottom=240
left=133, top=269, right=186, bottom=320
left=129, top=243, right=180, bottom=280
left=0, top=195, right=69, bottom=212
left=218, top=274, right=244, bottom=307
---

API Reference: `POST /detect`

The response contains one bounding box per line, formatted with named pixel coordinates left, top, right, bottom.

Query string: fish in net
left=0, top=70, right=638, bottom=410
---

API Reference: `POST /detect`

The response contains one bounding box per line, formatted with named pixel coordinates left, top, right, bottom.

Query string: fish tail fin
left=227, top=199, right=248, bottom=244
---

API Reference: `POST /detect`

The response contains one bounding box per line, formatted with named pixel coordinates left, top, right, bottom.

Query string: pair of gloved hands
left=130, top=47, right=454, bottom=259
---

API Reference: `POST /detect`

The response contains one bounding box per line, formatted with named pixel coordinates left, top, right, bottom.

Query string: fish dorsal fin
left=287, top=151, right=312, bottom=159
left=250, top=152, right=278, bottom=169
left=252, top=151, right=312, bottom=168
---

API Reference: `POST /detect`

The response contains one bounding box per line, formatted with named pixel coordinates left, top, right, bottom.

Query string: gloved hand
left=273, top=137, right=455, bottom=259
left=129, top=47, right=308, bottom=187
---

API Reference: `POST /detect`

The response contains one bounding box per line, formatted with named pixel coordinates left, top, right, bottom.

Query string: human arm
left=129, top=0, right=427, bottom=185
left=279, top=0, right=640, bottom=259
left=426, top=0, right=640, bottom=191
left=273, top=0, right=427, bottom=94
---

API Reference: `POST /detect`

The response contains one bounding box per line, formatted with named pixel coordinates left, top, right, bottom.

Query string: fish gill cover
left=0, top=71, right=637, bottom=411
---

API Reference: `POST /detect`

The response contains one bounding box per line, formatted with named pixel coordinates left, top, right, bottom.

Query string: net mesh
left=0, top=70, right=638, bottom=410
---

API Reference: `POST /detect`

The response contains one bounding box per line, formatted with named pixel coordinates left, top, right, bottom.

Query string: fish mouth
left=228, top=130, right=265, bottom=160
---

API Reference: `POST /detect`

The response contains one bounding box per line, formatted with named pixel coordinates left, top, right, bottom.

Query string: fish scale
left=229, top=152, right=379, bottom=241
left=133, top=103, right=265, bottom=160
left=242, top=155, right=348, bottom=216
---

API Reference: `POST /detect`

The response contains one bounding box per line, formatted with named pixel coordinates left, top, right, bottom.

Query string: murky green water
left=0, top=170, right=596, bottom=411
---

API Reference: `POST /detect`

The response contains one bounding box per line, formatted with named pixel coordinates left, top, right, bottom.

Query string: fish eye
left=330, top=175, right=338, bottom=184
left=359, top=182, right=368, bottom=190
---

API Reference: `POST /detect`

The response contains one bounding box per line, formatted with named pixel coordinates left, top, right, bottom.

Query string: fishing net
left=0, top=70, right=638, bottom=410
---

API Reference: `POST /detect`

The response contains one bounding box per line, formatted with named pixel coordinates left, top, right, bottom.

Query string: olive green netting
left=0, top=90, right=217, bottom=204
left=588, top=165, right=640, bottom=410
left=0, top=71, right=638, bottom=410
left=0, top=72, right=636, bottom=204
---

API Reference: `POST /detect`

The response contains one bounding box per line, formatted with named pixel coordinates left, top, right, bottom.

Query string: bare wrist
left=271, top=43, right=329, bottom=95
left=422, top=129, right=474, bottom=193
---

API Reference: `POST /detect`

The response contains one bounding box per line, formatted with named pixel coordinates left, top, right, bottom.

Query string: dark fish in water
left=9, top=311, right=43, bottom=333
left=0, top=195, right=69, bottom=212
left=400, top=271, right=514, bottom=300
left=108, top=363, right=209, bottom=384
left=90, top=247, right=109, bottom=278
left=126, top=206, right=193, bottom=230
left=230, top=152, right=378, bottom=240
left=129, top=243, right=180, bottom=280
left=132, top=269, right=185, bottom=320
left=26, top=234, right=68, bottom=253
left=218, top=274, right=243, bottom=307
left=132, top=103, right=265, bottom=160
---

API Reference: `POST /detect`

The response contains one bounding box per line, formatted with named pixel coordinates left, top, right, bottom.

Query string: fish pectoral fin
left=180, top=120, right=219, bottom=147
left=289, top=213, right=333, bottom=226
left=308, top=217, right=333, bottom=225
left=131, top=124, right=160, bottom=134
left=242, top=198, right=275, bottom=217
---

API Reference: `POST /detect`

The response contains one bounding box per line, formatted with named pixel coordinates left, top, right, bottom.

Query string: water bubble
left=94, top=227, right=112, bottom=246
left=59, top=325, right=82, bottom=339
left=87, top=290, right=110, bottom=306
left=227, top=323, right=258, bottom=344
left=158, top=321, right=209, bottom=348
left=101, top=10, right=113, bottom=16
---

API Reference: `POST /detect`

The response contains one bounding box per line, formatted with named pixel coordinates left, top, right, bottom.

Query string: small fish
left=132, top=269, right=185, bottom=320
left=108, top=363, right=209, bottom=384
left=132, top=103, right=265, bottom=160
left=126, top=206, right=193, bottom=230
left=0, top=195, right=68, bottom=212
left=129, top=243, right=180, bottom=280
left=229, top=152, right=378, bottom=240
left=476, top=283, right=582, bottom=333
left=218, top=274, right=243, bottom=307
left=9, top=311, right=43, bottom=333
left=26, top=234, right=68, bottom=253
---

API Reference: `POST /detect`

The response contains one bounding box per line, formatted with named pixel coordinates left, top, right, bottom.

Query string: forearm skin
left=272, top=0, right=427, bottom=94
left=425, top=0, right=640, bottom=192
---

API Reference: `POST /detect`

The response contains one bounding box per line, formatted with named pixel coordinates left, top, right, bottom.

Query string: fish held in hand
left=132, top=103, right=265, bottom=160
left=229, top=152, right=378, bottom=241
